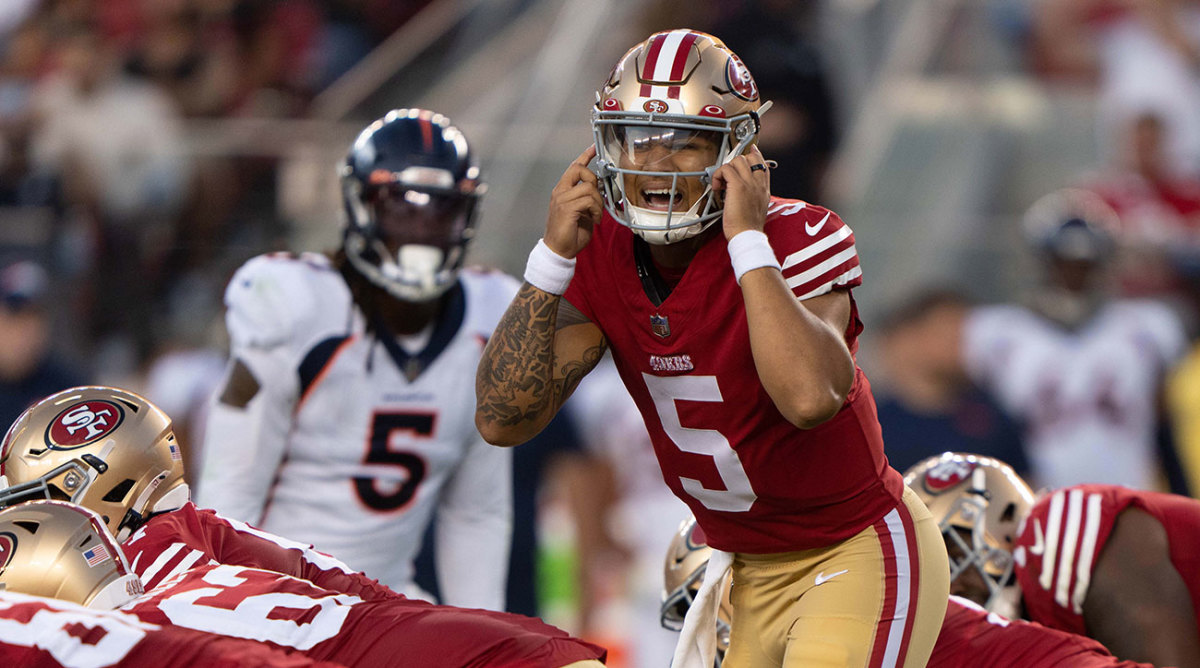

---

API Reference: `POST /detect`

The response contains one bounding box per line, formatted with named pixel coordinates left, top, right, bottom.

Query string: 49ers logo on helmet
left=0, top=532, right=15, bottom=575
left=725, top=54, right=758, bottom=102
left=643, top=99, right=669, bottom=114
left=923, top=459, right=976, bottom=492
left=686, top=522, right=709, bottom=549
left=46, top=401, right=125, bottom=449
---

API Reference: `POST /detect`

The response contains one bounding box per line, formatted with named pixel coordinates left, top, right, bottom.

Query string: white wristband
left=524, top=239, right=576, bottom=295
left=728, top=230, right=780, bottom=283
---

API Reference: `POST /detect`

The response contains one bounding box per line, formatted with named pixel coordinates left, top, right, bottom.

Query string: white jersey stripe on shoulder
left=155, top=549, right=208, bottom=589
left=793, top=267, right=863, bottom=301
left=138, top=542, right=187, bottom=585
left=1039, top=491, right=1066, bottom=591
left=216, top=511, right=355, bottom=573
left=768, top=201, right=807, bottom=217
left=1071, top=493, right=1103, bottom=613
left=1055, top=488, right=1085, bottom=608
left=781, top=223, right=852, bottom=271
left=882, top=506, right=912, bottom=668
left=784, top=246, right=858, bottom=290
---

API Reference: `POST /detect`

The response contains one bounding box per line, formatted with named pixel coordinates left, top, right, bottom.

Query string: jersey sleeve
left=432, top=436, right=513, bottom=610
left=1134, top=300, right=1187, bottom=369
left=124, top=506, right=399, bottom=603
left=196, top=255, right=313, bottom=523
left=770, top=201, right=863, bottom=301
left=198, top=509, right=401, bottom=603
left=934, top=596, right=1155, bottom=668
left=1012, top=486, right=1119, bottom=635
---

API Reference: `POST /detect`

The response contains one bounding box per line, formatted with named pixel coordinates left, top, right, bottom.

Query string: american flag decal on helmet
left=639, top=30, right=701, bottom=99
left=83, top=544, right=110, bottom=567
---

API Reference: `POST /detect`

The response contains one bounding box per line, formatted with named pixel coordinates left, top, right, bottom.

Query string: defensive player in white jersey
left=959, top=188, right=1186, bottom=489
left=198, top=109, right=518, bottom=609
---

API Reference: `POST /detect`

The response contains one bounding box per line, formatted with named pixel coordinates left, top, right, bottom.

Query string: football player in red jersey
left=661, top=515, right=1157, bottom=668
left=0, top=388, right=608, bottom=668
left=475, top=29, right=949, bottom=667
left=0, top=386, right=395, bottom=603
left=906, top=452, right=1200, bottom=668
left=0, top=500, right=604, bottom=668
left=0, top=501, right=345, bottom=668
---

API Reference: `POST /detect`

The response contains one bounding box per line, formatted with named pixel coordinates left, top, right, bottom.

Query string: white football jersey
left=197, top=252, right=516, bottom=610
left=963, top=299, right=1185, bottom=489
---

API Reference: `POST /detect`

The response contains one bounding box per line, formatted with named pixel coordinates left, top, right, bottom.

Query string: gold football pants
left=724, top=486, right=949, bottom=668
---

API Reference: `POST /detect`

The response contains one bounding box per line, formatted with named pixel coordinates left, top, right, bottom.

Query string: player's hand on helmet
left=713, top=145, right=771, bottom=241
left=545, top=145, right=603, bottom=259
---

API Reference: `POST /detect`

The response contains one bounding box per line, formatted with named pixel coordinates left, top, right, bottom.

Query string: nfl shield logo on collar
left=651, top=313, right=671, bottom=338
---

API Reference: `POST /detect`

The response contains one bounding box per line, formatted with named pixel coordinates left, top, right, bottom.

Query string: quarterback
left=198, top=109, right=516, bottom=609
left=907, top=452, right=1200, bottom=667
left=475, top=29, right=948, bottom=667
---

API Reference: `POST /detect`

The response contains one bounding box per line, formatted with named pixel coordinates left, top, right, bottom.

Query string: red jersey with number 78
left=564, top=198, right=904, bottom=553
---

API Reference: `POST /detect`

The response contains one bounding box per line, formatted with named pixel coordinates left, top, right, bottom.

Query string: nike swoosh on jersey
left=814, top=568, right=848, bottom=586
left=805, top=212, right=831, bottom=236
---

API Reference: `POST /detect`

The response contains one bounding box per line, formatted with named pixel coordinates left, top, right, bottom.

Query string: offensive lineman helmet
left=593, top=29, right=766, bottom=245
left=341, top=109, right=486, bottom=302
left=661, top=516, right=733, bottom=664
left=0, top=386, right=189, bottom=542
left=904, top=452, right=1035, bottom=616
left=0, top=500, right=144, bottom=609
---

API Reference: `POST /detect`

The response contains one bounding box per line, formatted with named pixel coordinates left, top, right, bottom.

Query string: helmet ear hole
left=102, top=479, right=136, bottom=503
left=13, top=520, right=38, bottom=534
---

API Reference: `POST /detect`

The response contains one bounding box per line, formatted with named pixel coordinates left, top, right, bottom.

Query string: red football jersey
left=1013, top=484, right=1200, bottom=636
left=122, top=563, right=606, bottom=667
left=930, top=596, right=1153, bottom=667
left=0, top=591, right=342, bottom=668
left=564, top=199, right=903, bottom=552
left=123, top=503, right=395, bottom=602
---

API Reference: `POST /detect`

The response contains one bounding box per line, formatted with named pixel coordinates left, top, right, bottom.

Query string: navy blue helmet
left=341, top=109, right=485, bottom=301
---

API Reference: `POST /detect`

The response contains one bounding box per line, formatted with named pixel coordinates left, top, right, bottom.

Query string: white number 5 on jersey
left=642, top=374, right=757, bottom=512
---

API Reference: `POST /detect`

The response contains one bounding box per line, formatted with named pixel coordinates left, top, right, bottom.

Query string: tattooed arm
left=477, top=145, right=607, bottom=446
left=475, top=286, right=607, bottom=446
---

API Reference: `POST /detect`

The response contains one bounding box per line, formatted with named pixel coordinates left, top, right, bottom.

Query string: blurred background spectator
left=0, top=257, right=87, bottom=427
left=872, top=288, right=1030, bottom=476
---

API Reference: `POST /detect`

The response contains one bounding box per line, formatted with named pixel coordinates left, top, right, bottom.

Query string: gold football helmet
left=0, top=386, right=189, bottom=541
left=661, top=516, right=732, bottom=664
left=904, top=452, right=1035, bottom=615
left=593, top=29, right=767, bottom=245
left=0, top=500, right=144, bottom=608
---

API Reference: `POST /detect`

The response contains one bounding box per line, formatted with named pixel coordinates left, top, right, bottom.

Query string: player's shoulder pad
left=763, top=197, right=852, bottom=253
left=459, top=266, right=521, bottom=329
left=224, top=252, right=343, bottom=349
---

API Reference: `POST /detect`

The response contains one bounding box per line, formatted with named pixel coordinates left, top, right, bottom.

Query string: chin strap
left=670, top=548, right=733, bottom=668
